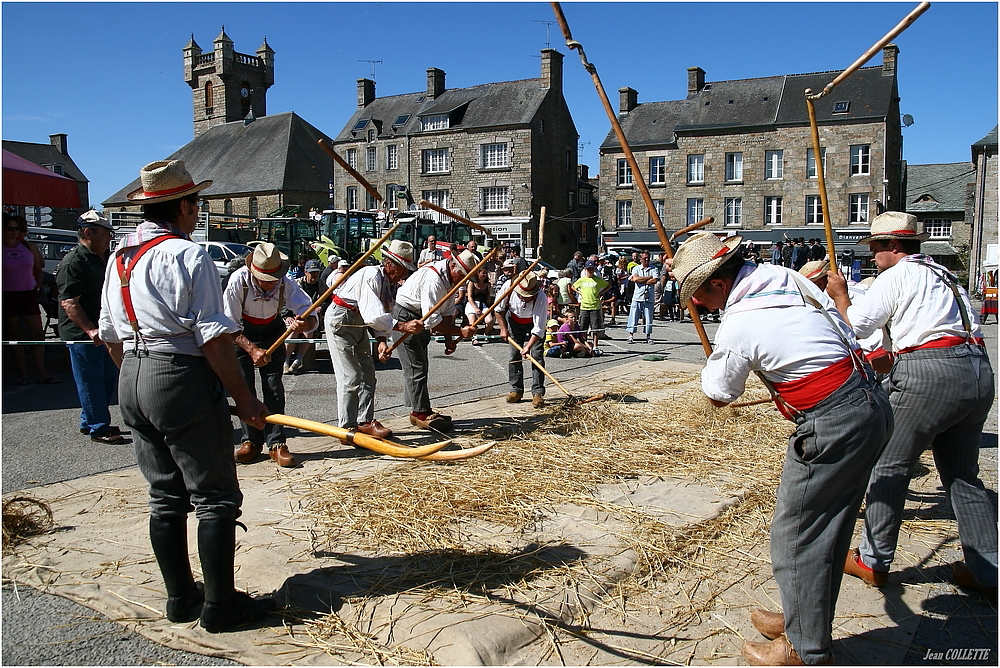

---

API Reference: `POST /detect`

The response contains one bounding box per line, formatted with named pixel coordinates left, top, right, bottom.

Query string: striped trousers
left=859, top=343, right=997, bottom=587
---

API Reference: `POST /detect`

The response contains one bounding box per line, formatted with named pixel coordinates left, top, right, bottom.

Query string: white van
left=25, top=226, right=79, bottom=276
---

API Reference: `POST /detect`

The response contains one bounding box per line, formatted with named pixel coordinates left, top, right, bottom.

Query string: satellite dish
left=902, top=114, right=914, bottom=127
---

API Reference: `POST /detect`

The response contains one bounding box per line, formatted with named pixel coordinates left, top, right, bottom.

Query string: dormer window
left=833, top=101, right=850, bottom=114
left=421, top=114, right=450, bottom=131
left=392, top=115, right=410, bottom=127
left=367, top=129, right=376, bottom=142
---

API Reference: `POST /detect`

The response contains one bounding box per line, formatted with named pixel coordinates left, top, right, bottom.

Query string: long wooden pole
left=505, top=336, right=574, bottom=399
left=417, top=199, right=495, bottom=238
left=670, top=216, right=715, bottom=243
left=384, top=246, right=501, bottom=355
left=265, top=222, right=401, bottom=356
left=318, top=138, right=383, bottom=203
left=471, top=259, right=542, bottom=329
left=551, top=2, right=713, bottom=358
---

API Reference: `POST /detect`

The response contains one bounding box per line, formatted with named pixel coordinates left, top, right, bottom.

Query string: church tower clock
left=184, top=28, right=274, bottom=137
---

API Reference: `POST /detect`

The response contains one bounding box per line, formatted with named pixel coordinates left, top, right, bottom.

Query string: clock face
left=240, top=87, right=249, bottom=98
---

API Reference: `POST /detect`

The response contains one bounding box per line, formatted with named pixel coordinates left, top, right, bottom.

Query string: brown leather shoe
left=741, top=636, right=831, bottom=666
left=357, top=420, right=392, bottom=440
left=408, top=414, right=453, bottom=432
left=269, top=444, right=296, bottom=468
left=532, top=394, right=545, bottom=408
left=750, top=608, right=785, bottom=640
left=844, top=547, right=888, bottom=587
left=506, top=391, right=523, bottom=403
left=953, top=561, right=999, bottom=602
left=234, top=441, right=262, bottom=464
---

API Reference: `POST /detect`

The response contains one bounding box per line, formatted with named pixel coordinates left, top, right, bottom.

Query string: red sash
left=242, top=312, right=277, bottom=325
left=897, top=335, right=984, bottom=355
left=772, top=354, right=857, bottom=414
left=510, top=313, right=533, bottom=325
left=332, top=294, right=356, bottom=311
left=116, top=235, right=179, bottom=332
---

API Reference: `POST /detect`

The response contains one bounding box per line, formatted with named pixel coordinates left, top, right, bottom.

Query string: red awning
left=2, top=149, right=81, bottom=208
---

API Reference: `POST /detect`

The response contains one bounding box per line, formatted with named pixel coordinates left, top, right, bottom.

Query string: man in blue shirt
left=626, top=251, right=659, bottom=344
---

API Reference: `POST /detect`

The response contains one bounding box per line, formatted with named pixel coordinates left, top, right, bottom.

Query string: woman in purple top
left=3, top=213, right=57, bottom=384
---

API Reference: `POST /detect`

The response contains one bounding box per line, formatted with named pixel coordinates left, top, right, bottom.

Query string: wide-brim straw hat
left=799, top=259, right=830, bottom=283
left=857, top=211, right=929, bottom=243
left=673, top=232, right=744, bottom=305
left=451, top=249, right=479, bottom=276
left=246, top=242, right=288, bottom=281
left=514, top=273, right=540, bottom=299
left=127, top=160, right=212, bottom=204
left=382, top=240, right=417, bottom=271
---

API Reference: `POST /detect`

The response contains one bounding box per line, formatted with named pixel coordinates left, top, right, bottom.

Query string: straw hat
left=246, top=242, right=288, bottom=281
left=451, top=249, right=479, bottom=276
left=672, top=232, right=744, bottom=305
left=514, top=273, right=540, bottom=299
left=126, top=160, right=212, bottom=204
left=857, top=211, right=929, bottom=243
left=799, top=259, right=830, bottom=283
left=382, top=240, right=416, bottom=271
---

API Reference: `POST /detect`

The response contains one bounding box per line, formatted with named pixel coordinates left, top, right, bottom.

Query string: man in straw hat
left=497, top=271, right=549, bottom=408
left=98, top=159, right=275, bottom=632
left=392, top=249, right=479, bottom=431
left=669, top=231, right=892, bottom=665
left=223, top=243, right=317, bottom=468
left=326, top=240, right=422, bottom=440
left=826, top=211, right=996, bottom=601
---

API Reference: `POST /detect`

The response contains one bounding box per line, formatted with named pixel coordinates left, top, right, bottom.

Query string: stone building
left=969, top=125, right=998, bottom=292
left=599, top=46, right=904, bottom=256
left=330, top=49, right=584, bottom=265
left=103, top=31, right=333, bottom=222
left=3, top=134, right=89, bottom=229
left=903, top=161, right=975, bottom=272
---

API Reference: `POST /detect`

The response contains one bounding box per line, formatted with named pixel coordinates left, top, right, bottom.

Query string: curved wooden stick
left=505, top=336, right=573, bottom=399
left=552, top=2, right=713, bottom=359
left=471, top=259, right=542, bottom=329
left=417, top=199, right=494, bottom=238
left=318, top=138, right=383, bottom=203
left=418, top=441, right=497, bottom=461
left=261, top=413, right=451, bottom=458
left=669, top=216, right=715, bottom=242
left=385, top=246, right=501, bottom=355
left=729, top=397, right=774, bottom=409
left=265, top=222, right=401, bottom=355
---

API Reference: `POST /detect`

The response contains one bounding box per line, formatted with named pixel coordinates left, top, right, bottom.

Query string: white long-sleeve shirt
left=394, top=259, right=454, bottom=329
left=497, top=290, right=548, bottom=338
left=331, top=264, right=396, bottom=337
left=222, top=266, right=314, bottom=330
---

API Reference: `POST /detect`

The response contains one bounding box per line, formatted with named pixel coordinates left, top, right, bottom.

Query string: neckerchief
left=119, top=220, right=188, bottom=250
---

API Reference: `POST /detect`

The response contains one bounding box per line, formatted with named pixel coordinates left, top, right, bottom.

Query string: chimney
left=619, top=87, right=638, bottom=113
left=688, top=67, right=706, bottom=94
left=426, top=68, right=445, bottom=99
left=882, top=43, right=898, bottom=77
left=49, top=133, right=68, bottom=155
left=357, top=78, right=375, bottom=107
left=577, top=164, right=589, bottom=181
left=540, top=49, right=563, bottom=91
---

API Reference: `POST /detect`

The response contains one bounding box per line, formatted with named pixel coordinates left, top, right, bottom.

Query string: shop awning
left=2, top=149, right=80, bottom=208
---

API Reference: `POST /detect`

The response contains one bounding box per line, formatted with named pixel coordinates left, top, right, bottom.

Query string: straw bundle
left=2, top=496, right=53, bottom=552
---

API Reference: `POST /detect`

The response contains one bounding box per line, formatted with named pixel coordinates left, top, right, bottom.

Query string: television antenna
left=359, top=59, right=382, bottom=81
left=533, top=20, right=555, bottom=48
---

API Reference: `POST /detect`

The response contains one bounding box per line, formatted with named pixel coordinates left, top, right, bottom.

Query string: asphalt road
left=2, top=317, right=996, bottom=666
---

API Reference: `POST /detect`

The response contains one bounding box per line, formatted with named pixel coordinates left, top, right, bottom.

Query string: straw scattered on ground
left=2, top=496, right=54, bottom=552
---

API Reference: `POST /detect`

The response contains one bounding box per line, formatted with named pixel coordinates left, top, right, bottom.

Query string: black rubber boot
left=197, top=517, right=275, bottom=633
left=148, top=516, right=203, bottom=623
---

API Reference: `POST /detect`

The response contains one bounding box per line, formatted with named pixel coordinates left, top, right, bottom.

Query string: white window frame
left=480, top=143, right=509, bottom=169
left=649, top=199, right=664, bottom=228
left=422, top=190, right=449, bottom=208
left=849, top=193, right=870, bottom=224
left=924, top=218, right=952, bottom=239
left=367, top=129, right=376, bottom=142
left=807, top=148, right=826, bottom=178
left=386, top=144, right=398, bottom=170
left=365, top=191, right=378, bottom=210
left=480, top=186, right=510, bottom=212
left=649, top=156, right=666, bottom=185
left=346, top=148, right=358, bottom=169
left=616, top=200, right=633, bottom=228
left=806, top=195, right=824, bottom=225
left=764, top=196, right=783, bottom=226
left=579, top=189, right=591, bottom=206
left=724, top=197, right=742, bottom=226
left=850, top=145, right=871, bottom=176
left=365, top=146, right=377, bottom=171
left=687, top=154, right=704, bottom=183
left=346, top=186, right=358, bottom=211
left=686, top=198, right=704, bottom=224
left=764, top=150, right=783, bottom=180
left=617, top=159, right=633, bottom=186
left=725, top=152, right=743, bottom=182
left=422, top=148, right=450, bottom=174
left=420, top=114, right=449, bottom=131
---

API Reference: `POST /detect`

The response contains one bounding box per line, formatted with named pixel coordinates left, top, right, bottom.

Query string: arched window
left=204, top=81, right=213, bottom=110
left=224, top=199, right=233, bottom=216
left=248, top=197, right=258, bottom=219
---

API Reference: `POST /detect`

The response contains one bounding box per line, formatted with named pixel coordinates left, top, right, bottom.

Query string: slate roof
left=972, top=125, right=998, bottom=148
left=905, top=162, right=974, bottom=214
left=334, top=79, right=549, bottom=141
left=103, top=112, right=333, bottom=206
left=2, top=140, right=88, bottom=183
left=601, top=66, right=895, bottom=149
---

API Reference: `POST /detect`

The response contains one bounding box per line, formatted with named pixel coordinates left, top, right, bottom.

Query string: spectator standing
left=508, top=245, right=528, bottom=274
left=566, top=251, right=585, bottom=281
left=808, top=238, right=826, bottom=261
left=571, top=260, right=609, bottom=351
left=464, top=267, right=494, bottom=345
left=661, top=275, right=679, bottom=321
left=284, top=259, right=323, bottom=374
left=626, top=252, right=659, bottom=344
left=465, top=238, right=483, bottom=262
left=556, top=268, right=575, bottom=310
left=791, top=238, right=808, bottom=271
left=782, top=241, right=794, bottom=268
left=417, top=235, right=442, bottom=267
left=771, top=241, right=784, bottom=265
left=56, top=210, right=123, bottom=443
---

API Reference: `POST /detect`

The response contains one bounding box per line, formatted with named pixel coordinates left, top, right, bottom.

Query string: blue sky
left=3, top=2, right=997, bottom=207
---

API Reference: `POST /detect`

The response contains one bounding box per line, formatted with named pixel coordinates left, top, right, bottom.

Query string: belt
left=509, top=313, right=533, bottom=325
left=332, top=294, right=357, bottom=311
left=897, top=335, right=984, bottom=355
left=242, top=312, right=277, bottom=326
left=772, top=354, right=858, bottom=414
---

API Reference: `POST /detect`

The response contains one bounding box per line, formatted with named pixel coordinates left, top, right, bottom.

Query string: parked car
left=25, top=227, right=79, bottom=276
left=197, top=241, right=252, bottom=278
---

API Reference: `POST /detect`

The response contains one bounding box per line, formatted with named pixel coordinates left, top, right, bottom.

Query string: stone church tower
left=183, top=28, right=274, bottom=137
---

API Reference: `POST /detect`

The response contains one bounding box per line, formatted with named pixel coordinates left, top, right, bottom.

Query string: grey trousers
left=326, top=305, right=376, bottom=428
left=771, top=372, right=893, bottom=664
left=508, top=318, right=544, bottom=396
left=859, top=343, right=997, bottom=587
left=119, top=351, right=243, bottom=521
left=393, top=304, right=432, bottom=414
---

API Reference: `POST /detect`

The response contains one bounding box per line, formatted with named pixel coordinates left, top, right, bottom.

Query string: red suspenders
left=115, top=235, right=179, bottom=333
